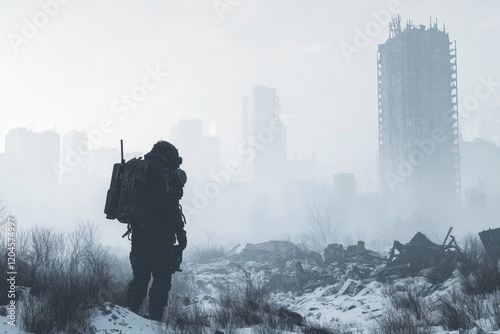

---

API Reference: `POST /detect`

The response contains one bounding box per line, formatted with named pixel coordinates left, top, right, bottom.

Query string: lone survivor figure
left=126, top=140, right=188, bottom=321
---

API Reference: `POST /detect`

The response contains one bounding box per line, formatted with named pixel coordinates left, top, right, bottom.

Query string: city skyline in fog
left=1, top=1, right=500, bottom=188
left=1, top=1, right=500, bottom=249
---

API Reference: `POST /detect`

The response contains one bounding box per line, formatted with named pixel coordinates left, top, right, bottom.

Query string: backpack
left=104, top=156, right=149, bottom=224
left=104, top=140, right=187, bottom=228
left=104, top=140, right=149, bottom=224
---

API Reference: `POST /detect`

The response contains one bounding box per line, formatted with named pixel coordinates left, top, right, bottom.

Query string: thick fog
left=1, top=0, right=500, bottom=252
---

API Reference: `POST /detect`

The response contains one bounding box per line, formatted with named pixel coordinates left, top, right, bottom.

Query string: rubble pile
left=181, top=227, right=500, bottom=334
left=236, top=240, right=323, bottom=267
left=189, top=226, right=500, bottom=299
left=230, top=228, right=470, bottom=296
left=232, top=239, right=386, bottom=294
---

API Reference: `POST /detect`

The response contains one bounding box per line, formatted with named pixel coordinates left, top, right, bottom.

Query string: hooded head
left=149, top=140, right=182, bottom=168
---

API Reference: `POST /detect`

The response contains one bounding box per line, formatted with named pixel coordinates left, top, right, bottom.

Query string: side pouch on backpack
left=163, top=168, right=187, bottom=199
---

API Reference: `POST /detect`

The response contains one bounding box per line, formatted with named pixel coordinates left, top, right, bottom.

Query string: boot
left=126, top=292, right=143, bottom=314
left=148, top=297, right=167, bottom=321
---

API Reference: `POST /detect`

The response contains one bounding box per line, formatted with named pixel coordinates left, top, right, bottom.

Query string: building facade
left=378, top=17, right=460, bottom=222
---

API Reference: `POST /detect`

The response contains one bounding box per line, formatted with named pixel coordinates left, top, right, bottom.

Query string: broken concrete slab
left=478, top=227, right=500, bottom=260
left=338, top=279, right=365, bottom=297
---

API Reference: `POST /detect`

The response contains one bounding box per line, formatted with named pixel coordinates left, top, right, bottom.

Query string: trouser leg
left=126, top=257, right=151, bottom=312
left=127, top=229, right=152, bottom=313
left=148, top=253, right=174, bottom=321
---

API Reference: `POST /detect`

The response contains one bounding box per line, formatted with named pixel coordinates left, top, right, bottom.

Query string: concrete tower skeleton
left=378, top=17, right=461, bottom=221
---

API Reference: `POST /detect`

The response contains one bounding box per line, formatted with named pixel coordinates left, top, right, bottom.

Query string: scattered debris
left=234, top=229, right=469, bottom=296
left=204, top=228, right=489, bottom=300
left=376, top=229, right=462, bottom=278
left=324, top=243, right=345, bottom=264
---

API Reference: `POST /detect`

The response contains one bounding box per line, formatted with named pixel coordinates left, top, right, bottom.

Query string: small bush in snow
left=162, top=297, right=211, bottom=334
left=460, top=254, right=500, bottom=296
left=459, top=233, right=500, bottom=295
left=423, top=252, right=458, bottom=282
left=438, top=294, right=474, bottom=331
left=10, top=221, right=130, bottom=334
left=373, top=310, right=432, bottom=334
left=383, top=282, right=428, bottom=322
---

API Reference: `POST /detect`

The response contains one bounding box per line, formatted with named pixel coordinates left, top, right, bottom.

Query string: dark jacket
left=139, top=152, right=186, bottom=244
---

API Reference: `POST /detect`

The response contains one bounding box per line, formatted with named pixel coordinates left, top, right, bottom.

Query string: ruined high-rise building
left=377, top=17, right=461, bottom=222
left=242, top=85, right=286, bottom=182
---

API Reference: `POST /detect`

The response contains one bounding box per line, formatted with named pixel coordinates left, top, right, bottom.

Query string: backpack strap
left=179, top=204, right=187, bottom=226
left=122, top=223, right=133, bottom=239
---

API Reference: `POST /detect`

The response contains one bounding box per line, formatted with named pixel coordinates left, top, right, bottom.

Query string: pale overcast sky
left=1, top=0, right=499, bottom=187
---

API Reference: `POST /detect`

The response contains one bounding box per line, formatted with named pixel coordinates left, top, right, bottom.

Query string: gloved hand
left=177, top=231, right=187, bottom=251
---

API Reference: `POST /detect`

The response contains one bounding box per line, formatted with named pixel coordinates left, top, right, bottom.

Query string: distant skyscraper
left=377, top=17, right=460, bottom=221
left=171, top=119, right=220, bottom=178
left=5, top=127, right=60, bottom=187
left=171, top=119, right=203, bottom=146
left=242, top=85, right=286, bottom=181
left=5, top=127, right=35, bottom=156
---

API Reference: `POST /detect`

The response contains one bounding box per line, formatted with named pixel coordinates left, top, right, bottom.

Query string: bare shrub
left=155, top=266, right=283, bottom=333
left=461, top=256, right=500, bottom=295
left=162, top=297, right=211, bottom=334
left=212, top=267, right=302, bottom=332
left=19, top=220, right=130, bottom=333
left=170, top=271, right=195, bottom=297
left=459, top=233, right=500, bottom=295
left=376, top=280, right=432, bottom=334
left=459, top=233, right=485, bottom=276
left=301, top=202, right=343, bottom=253
left=186, top=229, right=226, bottom=264
left=214, top=268, right=269, bottom=327
left=23, top=225, right=65, bottom=291
left=423, top=254, right=458, bottom=282
left=489, top=291, right=500, bottom=329
left=21, top=272, right=93, bottom=334
left=373, top=310, right=431, bottom=334
left=382, top=281, right=428, bottom=322
left=437, top=288, right=475, bottom=331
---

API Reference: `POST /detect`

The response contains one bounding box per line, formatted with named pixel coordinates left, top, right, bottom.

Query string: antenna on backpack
left=120, top=139, right=125, bottom=164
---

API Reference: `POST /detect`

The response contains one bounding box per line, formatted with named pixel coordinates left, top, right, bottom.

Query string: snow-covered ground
left=1, top=242, right=500, bottom=334
left=3, top=274, right=499, bottom=334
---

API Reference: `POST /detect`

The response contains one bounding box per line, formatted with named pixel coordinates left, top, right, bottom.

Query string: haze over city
left=1, top=0, right=500, bottom=251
